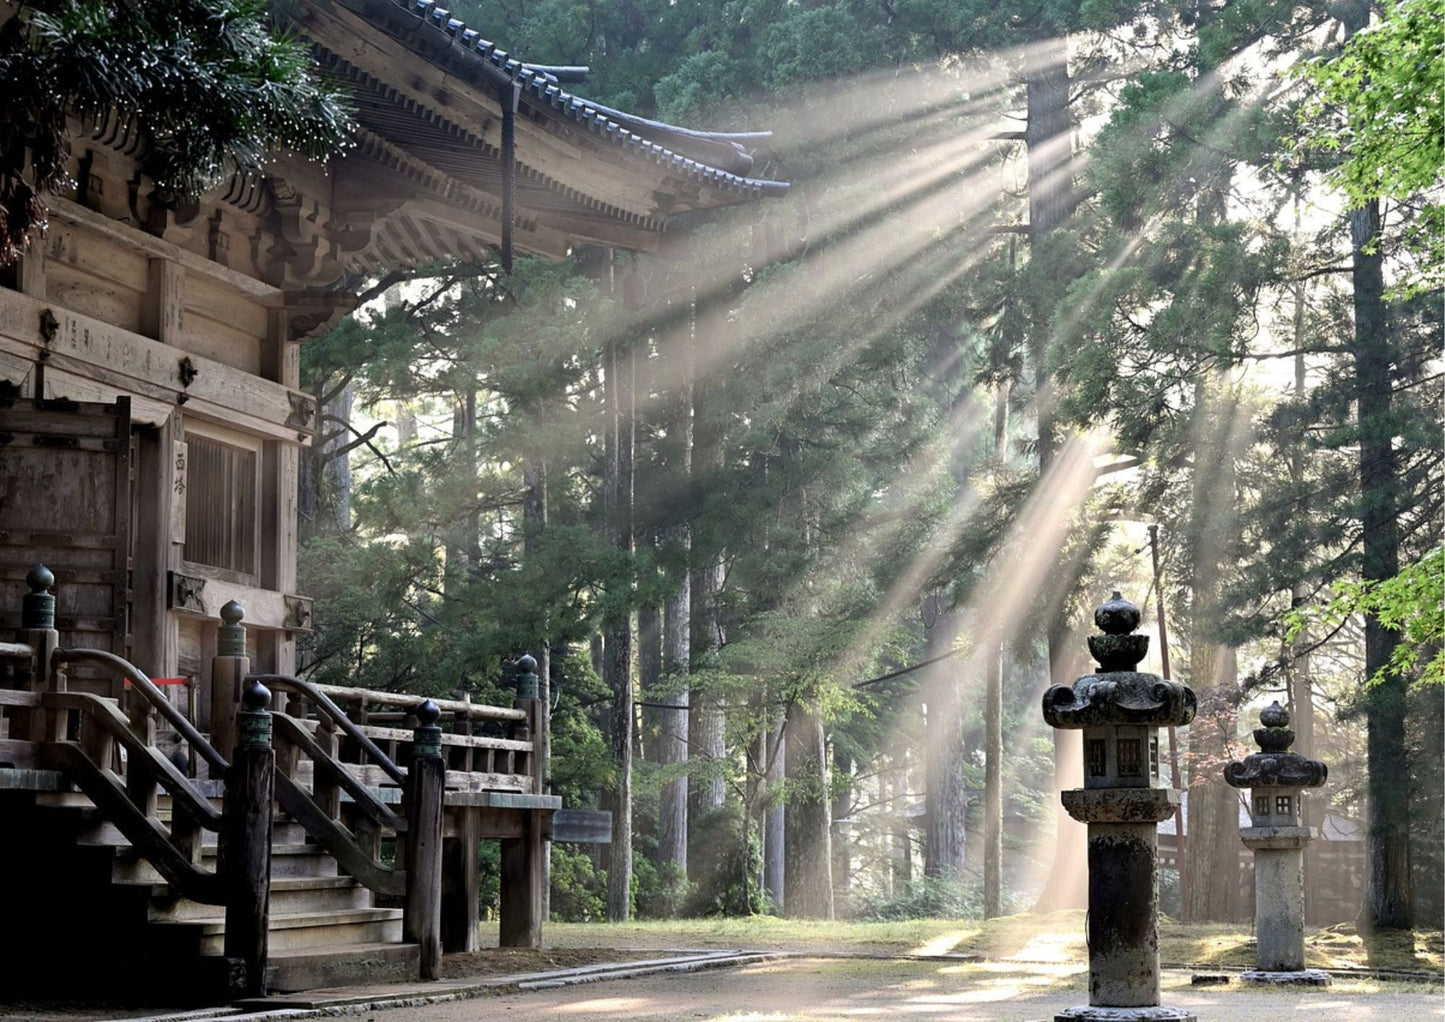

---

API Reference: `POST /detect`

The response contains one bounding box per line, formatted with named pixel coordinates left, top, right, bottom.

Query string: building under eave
left=0, top=6, right=781, bottom=995
left=0, top=0, right=786, bottom=694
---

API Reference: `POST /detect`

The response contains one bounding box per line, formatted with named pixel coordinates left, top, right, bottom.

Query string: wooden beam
left=141, top=259, right=186, bottom=345
left=48, top=197, right=283, bottom=304
left=0, top=287, right=315, bottom=443
left=167, top=572, right=308, bottom=633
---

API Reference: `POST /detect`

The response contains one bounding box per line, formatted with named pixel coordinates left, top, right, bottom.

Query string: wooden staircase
left=0, top=569, right=556, bottom=1005
left=36, top=787, right=420, bottom=994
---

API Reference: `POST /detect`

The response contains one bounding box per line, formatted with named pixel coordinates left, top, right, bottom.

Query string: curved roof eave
left=363, top=0, right=790, bottom=200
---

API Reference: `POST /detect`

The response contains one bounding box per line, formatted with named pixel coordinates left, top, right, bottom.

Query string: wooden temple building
left=0, top=0, right=783, bottom=1001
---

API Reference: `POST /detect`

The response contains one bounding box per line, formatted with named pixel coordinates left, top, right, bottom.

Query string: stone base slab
left=1240, top=825, right=1313, bottom=850
left=1063, top=786, right=1179, bottom=824
left=1055, top=1007, right=1197, bottom=1021
left=1240, top=969, right=1331, bottom=986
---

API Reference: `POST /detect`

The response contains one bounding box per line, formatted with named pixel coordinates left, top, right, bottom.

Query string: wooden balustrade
left=6, top=566, right=554, bottom=984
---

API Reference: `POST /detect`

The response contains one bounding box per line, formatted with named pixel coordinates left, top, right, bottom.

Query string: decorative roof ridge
left=371, top=0, right=789, bottom=198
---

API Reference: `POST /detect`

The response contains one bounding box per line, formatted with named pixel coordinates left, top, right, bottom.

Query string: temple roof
left=275, top=0, right=787, bottom=271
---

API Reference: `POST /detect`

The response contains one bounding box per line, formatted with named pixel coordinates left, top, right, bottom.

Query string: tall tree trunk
left=1023, top=35, right=1088, bottom=914
left=638, top=602, right=661, bottom=762
left=922, top=600, right=966, bottom=878
left=891, top=753, right=913, bottom=892
left=1287, top=241, right=1322, bottom=925
left=984, top=643, right=1004, bottom=917
left=522, top=455, right=551, bottom=919
left=831, top=747, right=852, bottom=906
left=783, top=695, right=833, bottom=919
left=1351, top=194, right=1410, bottom=929
left=603, top=330, right=636, bottom=923
left=298, top=382, right=353, bottom=541
left=1182, top=383, right=1243, bottom=924
left=657, top=317, right=693, bottom=877
left=764, top=706, right=787, bottom=911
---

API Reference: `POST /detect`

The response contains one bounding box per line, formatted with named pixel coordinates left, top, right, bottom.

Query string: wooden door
left=0, top=394, right=134, bottom=697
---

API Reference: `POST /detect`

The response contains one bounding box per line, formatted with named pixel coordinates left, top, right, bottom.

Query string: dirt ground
left=379, top=956, right=1445, bottom=1022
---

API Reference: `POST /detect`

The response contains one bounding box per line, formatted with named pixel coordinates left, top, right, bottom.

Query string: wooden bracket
left=283, top=594, right=314, bottom=633
left=168, top=571, right=207, bottom=615
left=285, top=391, right=316, bottom=431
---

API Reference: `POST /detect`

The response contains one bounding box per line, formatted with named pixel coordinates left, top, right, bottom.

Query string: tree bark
left=832, top=747, right=852, bottom=904
left=984, top=643, right=1004, bottom=917
left=783, top=695, right=833, bottom=919
left=521, top=455, right=551, bottom=920
left=603, top=331, right=635, bottom=923
left=1351, top=194, right=1410, bottom=929
left=891, top=753, right=913, bottom=892
left=922, top=601, right=966, bottom=879
left=638, top=603, right=661, bottom=762
left=657, top=322, right=693, bottom=877
left=298, top=382, right=353, bottom=542
left=1023, top=34, right=1088, bottom=914
left=1182, top=384, right=1243, bottom=924
left=764, top=706, right=787, bottom=911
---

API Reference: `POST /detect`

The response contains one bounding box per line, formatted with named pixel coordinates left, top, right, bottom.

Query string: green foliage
left=0, top=0, right=351, bottom=261
left=684, top=805, right=766, bottom=916
left=549, top=846, right=607, bottom=922
left=1286, top=547, right=1445, bottom=688
left=1293, top=0, right=1445, bottom=297
left=854, top=873, right=984, bottom=921
left=632, top=858, right=691, bottom=920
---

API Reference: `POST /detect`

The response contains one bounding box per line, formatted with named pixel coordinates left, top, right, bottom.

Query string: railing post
left=404, top=699, right=444, bottom=980
left=210, top=601, right=250, bottom=774
left=18, top=565, right=62, bottom=743
left=500, top=654, right=545, bottom=949
left=221, top=679, right=274, bottom=1000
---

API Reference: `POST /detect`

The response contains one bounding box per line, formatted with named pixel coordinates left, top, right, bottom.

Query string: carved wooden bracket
left=168, top=571, right=207, bottom=615
left=283, top=594, right=314, bottom=633
left=286, top=391, right=317, bottom=432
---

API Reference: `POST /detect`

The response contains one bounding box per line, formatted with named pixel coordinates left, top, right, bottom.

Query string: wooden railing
left=4, top=565, right=551, bottom=989
left=275, top=681, right=538, bottom=794
left=255, top=673, right=409, bottom=898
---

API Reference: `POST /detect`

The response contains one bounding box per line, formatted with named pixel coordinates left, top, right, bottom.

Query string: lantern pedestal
left=1224, top=701, right=1329, bottom=988
left=1042, top=594, right=1198, bottom=1022
left=1060, top=789, right=1192, bottom=1019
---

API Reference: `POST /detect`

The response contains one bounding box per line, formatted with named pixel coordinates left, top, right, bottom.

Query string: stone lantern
left=1042, top=592, right=1198, bottom=1022
left=1224, top=700, right=1330, bottom=985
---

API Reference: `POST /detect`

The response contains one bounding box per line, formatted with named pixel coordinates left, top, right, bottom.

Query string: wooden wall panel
left=46, top=262, right=144, bottom=334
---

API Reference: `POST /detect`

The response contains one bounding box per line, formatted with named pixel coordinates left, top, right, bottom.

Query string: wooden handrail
left=0, top=640, right=34, bottom=660
left=272, top=770, right=406, bottom=897
left=44, top=691, right=222, bottom=828
left=55, top=648, right=228, bottom=774
left=272, top=713, right=406, bottom=832
left=43, top=742, right=224, bottom=901
left=309, top=682, right=527, bottom=723
left=253, top=674, right=405, bottom=786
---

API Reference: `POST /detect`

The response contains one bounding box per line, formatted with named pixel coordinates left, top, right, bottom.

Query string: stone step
left=77, top=817, right=309, bottom=849
left=156, top=907, right=404, bottom=954
left=261, top=941, right=420, bottom=994
left=113, top=842, right=339, bottom=884
left=144, top=876, right=373, bottom=921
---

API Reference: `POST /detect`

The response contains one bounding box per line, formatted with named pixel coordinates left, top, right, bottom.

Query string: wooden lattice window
left=183, top=433, right=258, bottom=578
left=1117, top=738, right=1142, bottom=777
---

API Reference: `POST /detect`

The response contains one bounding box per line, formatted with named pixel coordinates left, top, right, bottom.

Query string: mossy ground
left=517, top=913, right=1444, bottom=976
